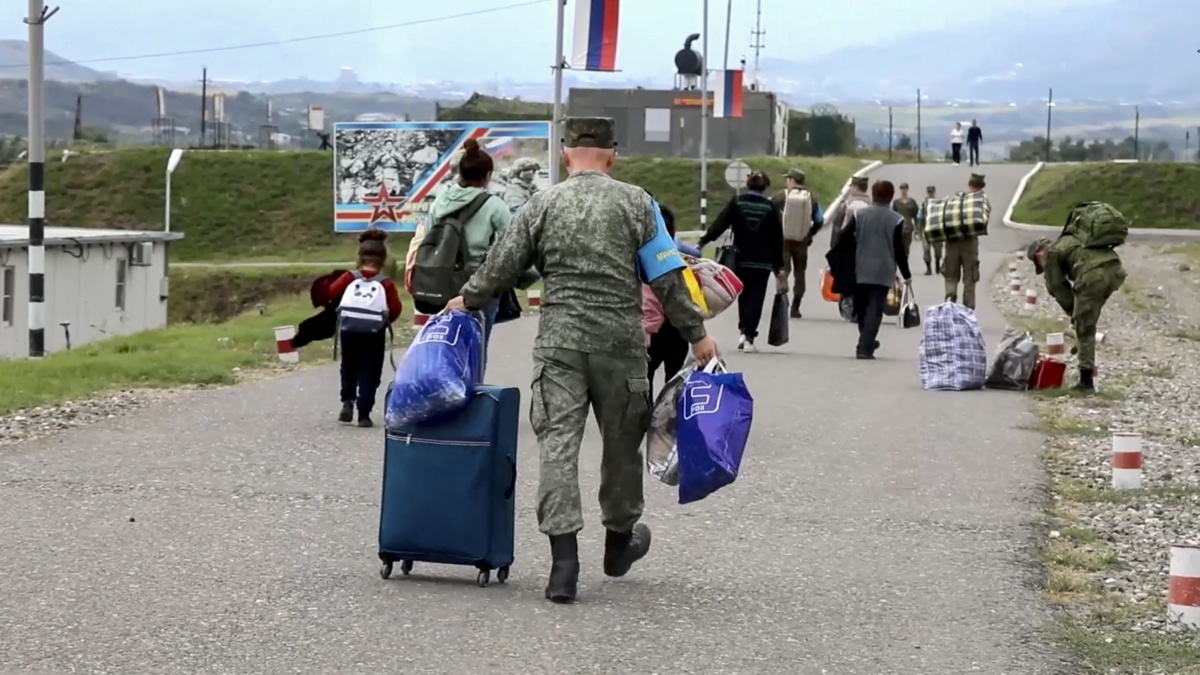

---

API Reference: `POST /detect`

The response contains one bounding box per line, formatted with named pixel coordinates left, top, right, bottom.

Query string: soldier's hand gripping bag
left=385, top=310, right=484, bottom=429
left=985, top=327, right=1040, bottom=391
left=676, top=359, right=754, bottom=505
left=645, top=358, right=698, bottom=486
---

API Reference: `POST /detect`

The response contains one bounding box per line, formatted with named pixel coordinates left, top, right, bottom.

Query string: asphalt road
left=0, top=163, right=1071, bottom=674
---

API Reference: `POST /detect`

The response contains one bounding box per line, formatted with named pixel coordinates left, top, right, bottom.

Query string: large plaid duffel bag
left=924, top=191, right=991, bottom=243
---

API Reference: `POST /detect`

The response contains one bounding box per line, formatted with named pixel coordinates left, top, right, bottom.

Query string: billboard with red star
left=333, top=120, right=551, bottom=233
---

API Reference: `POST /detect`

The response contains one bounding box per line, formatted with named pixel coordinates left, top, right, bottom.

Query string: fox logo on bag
left=338, top=271, right=390, bottom=333
left=682, top=379, right=725, bottom=420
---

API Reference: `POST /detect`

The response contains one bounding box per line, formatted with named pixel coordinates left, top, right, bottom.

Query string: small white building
left=0, top=225, right=184, bottom=357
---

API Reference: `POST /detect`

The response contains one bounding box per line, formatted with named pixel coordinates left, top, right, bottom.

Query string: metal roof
left=0, top=225, right=184, bottom=248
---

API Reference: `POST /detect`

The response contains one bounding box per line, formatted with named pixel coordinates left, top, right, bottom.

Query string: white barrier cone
left=1168, top=543, right=1200, bottom=628
left=527, top=288, right=542, bottom=309
left=1046, top=332, right=1065, bottom=356
left=274, top=325, right=299, bottom=364
left=1111, top=432, right=1143, bottom=490
left=1022, top=289, right=1038, bottom=314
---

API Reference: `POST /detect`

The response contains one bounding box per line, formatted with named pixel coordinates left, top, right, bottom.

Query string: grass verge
left=0, top=148, right=863, bottom=260
left=1011, top=163, right=1200, bottom=229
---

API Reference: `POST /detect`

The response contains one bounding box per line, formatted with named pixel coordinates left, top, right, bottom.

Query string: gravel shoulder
left=991, top=242, right=1200, bottom=673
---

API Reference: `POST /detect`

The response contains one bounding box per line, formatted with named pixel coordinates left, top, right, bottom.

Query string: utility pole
left=722, top=0, right=732, bottom=70
left=549, top=0, right=566, bottom=184
left=916, top=88, right=922, bottom=162
left=888, top=107, right=894, bottom=161
left=1133, top=105, right=1140, bottom=161
left=25, top=0, right=58, bottom=358
left=199, top=67, right=208, bottom=148
left=749, top=0, right=764, bottom=89
left=1044, top=87, right=1054, bottom=162
left=700, top=0, right=709, bottom=230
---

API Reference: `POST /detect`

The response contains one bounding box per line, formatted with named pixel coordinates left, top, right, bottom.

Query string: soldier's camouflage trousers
left=920, top=232, right=943, bottom=267
left=942, top=237, right=980, bottom=309
left=1072, top=266, right=1126, bottom=371
left=530, top=347, right=652, bottom=536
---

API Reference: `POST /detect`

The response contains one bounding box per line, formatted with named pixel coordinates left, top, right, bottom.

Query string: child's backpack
left=338, top=271, right=390, bottom=333
left=1062, top=201, right=1129, bottom=249
left=411, top=192, right=493, bottom=314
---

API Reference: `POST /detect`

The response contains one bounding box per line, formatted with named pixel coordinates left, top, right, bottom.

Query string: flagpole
left=722, top=0, right=732, bottom=69
left=699, top=0, right=709, bottom=231
left=550, top=0, right=567, bottom=185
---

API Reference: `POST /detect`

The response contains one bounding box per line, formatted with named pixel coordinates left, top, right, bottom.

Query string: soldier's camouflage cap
left=926, top=185, right=937, bottom=193
left=784, top=168, right=806, bottom=181
left=1027, top=237, right=1052, bottom=274
left=898, top=182, right=909, bottom=189
left=849, top=175, right=868, bottom=188
left=562, top=116, right=617, bottom=149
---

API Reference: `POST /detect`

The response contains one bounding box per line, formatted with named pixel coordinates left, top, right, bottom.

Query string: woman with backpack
left=327, top=228, right=404, bottom=427
left=406, top=138, right=512, bottom=373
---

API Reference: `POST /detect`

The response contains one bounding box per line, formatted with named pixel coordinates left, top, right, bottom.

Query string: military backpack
left=1062, top=201, right=1129, bottom=249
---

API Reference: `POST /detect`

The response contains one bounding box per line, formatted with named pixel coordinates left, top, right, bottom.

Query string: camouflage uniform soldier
left=502, top=157, right=541, bottom=211
left=891, top=182, right=920, bottom=262
left=916, top=185, right=943, bottom=275
left=941, top=173, right=988, bottom=308
left=1026, top=202, right=1129, bottom=392
left=448, top=117, right=719, bottom=604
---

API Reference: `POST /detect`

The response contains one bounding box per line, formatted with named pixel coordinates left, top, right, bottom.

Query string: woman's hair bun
left=462, top=138, right=481, bottom=157
left=358, top=227, right=388, bottom=243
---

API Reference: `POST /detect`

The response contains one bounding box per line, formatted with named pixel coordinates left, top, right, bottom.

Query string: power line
left=0, top=0, right=549, bottom=70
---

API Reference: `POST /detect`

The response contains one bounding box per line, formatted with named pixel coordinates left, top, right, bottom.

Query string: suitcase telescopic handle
left=503, top=455, right=517, bottom=500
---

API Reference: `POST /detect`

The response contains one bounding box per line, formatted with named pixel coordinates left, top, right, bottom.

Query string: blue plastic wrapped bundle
left=385, top=310, right=484, bottom=429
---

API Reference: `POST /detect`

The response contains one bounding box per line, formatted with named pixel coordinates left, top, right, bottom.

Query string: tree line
left=1007, top=135, right=1176, bottom=162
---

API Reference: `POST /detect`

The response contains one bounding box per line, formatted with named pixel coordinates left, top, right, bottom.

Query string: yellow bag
left=681, top=266, right=709, bottom=316
left=884, top=280, right=903, bottom=316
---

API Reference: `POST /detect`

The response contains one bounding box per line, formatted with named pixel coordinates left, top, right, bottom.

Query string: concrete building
left=567, top=87, right=789, bottom=159
left=0, top=226, right=183, bottom=357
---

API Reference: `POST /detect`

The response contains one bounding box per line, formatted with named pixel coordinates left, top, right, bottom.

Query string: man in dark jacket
left=699, top=171, right=785, bottom=352
left=967, top=120, right=983, bottom=166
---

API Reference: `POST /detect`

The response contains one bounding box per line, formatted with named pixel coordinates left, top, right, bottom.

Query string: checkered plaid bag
left=918, top=302, right=987, bottom=391
left=923, top=191, right=991, bottom=243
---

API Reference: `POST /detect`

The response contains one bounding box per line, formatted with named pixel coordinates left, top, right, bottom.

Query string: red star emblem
left=361, top=182, right=405, bottom=225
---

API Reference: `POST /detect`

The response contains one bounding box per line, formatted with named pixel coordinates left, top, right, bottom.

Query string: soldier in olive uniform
left=447, top=117, right=719, bottom=604
left=891, top=182, right=920, bottom=262
left=503, top=157, right=541, bottom=211
left=1027, top=232, right=1127, bottom=392
left=941, top=173, right=988, bottom=308
left=917, top=185, right=943, bottom=275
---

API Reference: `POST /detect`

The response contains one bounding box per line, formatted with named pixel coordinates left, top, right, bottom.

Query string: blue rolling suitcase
left=378, top=385, right=519, bottom=587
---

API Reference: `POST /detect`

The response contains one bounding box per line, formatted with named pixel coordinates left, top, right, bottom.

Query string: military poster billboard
left=333, top=120, right=551, bottom=232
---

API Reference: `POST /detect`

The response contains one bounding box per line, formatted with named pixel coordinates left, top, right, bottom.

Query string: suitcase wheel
left=380, top=561, right=393, bottom=579
left=400, top=560, right=413, bottom=576
left=380, top=559, right=413, bottom=580
left=476, top=570, right=490, bottom=587
left=497, top=566, right=509, bottom=584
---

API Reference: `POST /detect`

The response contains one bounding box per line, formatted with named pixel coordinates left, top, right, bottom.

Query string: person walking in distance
left=825, top=175, right=871, bottom=250
left=772, top=168, right=825, bottom=318
left=891, top=182, right=919, bottom=263
left=829, top=180, right=913, bottom=359
left=1025, top=203, right=1129, bottom=392
left=916, top=185, right=943, bottom=275
left=949, top=122, right=965, bottom=165
left=699, top=171, right=786, bottom=352
left=967, top=119, right=983, bottom=167
left=941, top=173, right=990, bottom=309
left=445, top=117, right=719, bottom=604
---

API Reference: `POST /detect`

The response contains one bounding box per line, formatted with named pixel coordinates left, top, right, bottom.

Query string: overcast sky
left=0, top=0, right=1107, bottom=82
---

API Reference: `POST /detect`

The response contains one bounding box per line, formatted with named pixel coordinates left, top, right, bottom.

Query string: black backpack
left=411, top=192, right=492, bottom=314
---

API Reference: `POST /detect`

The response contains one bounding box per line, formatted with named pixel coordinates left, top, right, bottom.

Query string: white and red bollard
left=1022, top=288, right=1038, bottom=314
left=274, top=325, right=299, bottom=364
left=1046, top=332, right=1065, bottom=356
left=527, top=288, right=542, bottom=309
left=1016, top=248, right=1026, bottom=261
left=1009, top=273, right=1022, bottom=296
left=1110, top=431, right=1143, bottom=490
left=1008, top=261, right=1019, bottom=276
left=1168, top=543, right=1200, bottom=628
left=413, top=312, right=429, bottom=327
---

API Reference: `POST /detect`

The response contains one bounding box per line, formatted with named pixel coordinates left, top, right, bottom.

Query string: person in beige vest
left=771, top=168, right=825, bottom=318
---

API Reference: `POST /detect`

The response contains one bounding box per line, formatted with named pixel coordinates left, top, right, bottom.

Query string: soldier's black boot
left=935, top=258, right=942, bottom=275
left=603, top=523, right=652, bottom=577
left=1072, top=368, right=1096, bottom=393
left=924, top=261, right=932, bottom=276
left=544, top=533, right=579, bottom=604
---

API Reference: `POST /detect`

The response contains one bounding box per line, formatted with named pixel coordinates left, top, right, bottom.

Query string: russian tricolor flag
left=570, top=0, right=619, bottom=72
left=711, top=69, right=745, bottom=118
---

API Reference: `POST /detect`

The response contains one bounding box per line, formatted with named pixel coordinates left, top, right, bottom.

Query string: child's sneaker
left=743, top=340, right=758, bottom=353
left=338, top=402, right=354, bottom=424
left=357, top=413, right=374, bottom=428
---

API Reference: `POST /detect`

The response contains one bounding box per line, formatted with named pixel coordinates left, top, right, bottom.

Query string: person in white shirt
left=949, top=123, right=965, bottom=165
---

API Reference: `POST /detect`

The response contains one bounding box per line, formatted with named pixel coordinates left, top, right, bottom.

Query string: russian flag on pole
left=570, top=0, right=619, bottom=72
left=711, top=69, right=745, bottom=118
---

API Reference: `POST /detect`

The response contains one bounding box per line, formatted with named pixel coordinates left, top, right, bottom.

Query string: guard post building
left=0, top=226, right=183, bottom=357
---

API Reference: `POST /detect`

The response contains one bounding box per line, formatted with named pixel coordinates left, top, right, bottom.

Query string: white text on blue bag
left=339, top=272, right=390, bottom=333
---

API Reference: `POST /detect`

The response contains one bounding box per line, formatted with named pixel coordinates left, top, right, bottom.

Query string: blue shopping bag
left=385, top=310, right=484, bottom=429
left=675, top=359, right=753, bottom=504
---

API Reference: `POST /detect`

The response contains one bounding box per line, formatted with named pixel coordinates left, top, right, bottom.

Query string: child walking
left=327, top=228, right=403, bottom=427
left=644, top=201, right=692, bottom=397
